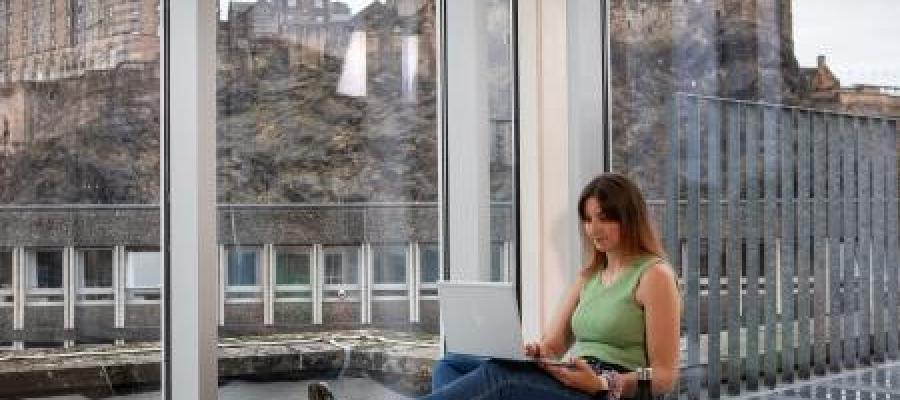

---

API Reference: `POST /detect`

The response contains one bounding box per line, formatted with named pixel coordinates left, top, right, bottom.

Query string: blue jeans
left=422, top=353, right=602, bottom=400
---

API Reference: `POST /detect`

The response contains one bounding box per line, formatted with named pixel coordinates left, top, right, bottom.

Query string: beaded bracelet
left=599, top=370, right=622, bottom=400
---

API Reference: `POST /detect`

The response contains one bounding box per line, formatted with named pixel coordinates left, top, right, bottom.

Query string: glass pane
left=227, top=246, right=259, bottom=286
left=323, top=246, right=359, bottom=285
left=275, top=247, right=311, bottom=285
left=419, top=243, right=440, bottom=283
left=127, top=250, right=162, bottom=289
left=0, top=0, right=162, bottom=396
left=31, top=250, right=63, bottom=289
left=609, top=0, right=899, bottom=396
left=0, top=249, right=11, bottom=289
left=214, top=0, right=516, bottom=397
left=373, top=245, right=406, bottom=284
left=80, top=249, right=113, bottom=288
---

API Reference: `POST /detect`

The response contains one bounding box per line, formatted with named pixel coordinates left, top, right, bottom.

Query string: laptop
left=437, top=281, right=534, bottom=362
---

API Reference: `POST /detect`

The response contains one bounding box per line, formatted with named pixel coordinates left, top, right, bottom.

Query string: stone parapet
left=0, top=329, right=439, bottom=398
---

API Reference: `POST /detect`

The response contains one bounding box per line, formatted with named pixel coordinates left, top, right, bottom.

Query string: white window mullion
left=361, top=243, right=371, bottom=324
left=166, top=0, right=218, bottom=398
left=114, top=246, right=125, bottom=345
left=263, top=243, right=274, bottom=326
left=217, top=244, right=225, bottom=326
left=445, top=0, right=492, bottom=282
left=13, top=247, right=24, bottom=350
left=502, top=241, right=512, bottom=283
left=517, top=0, right=607, bottom=340
left=64, top=246, right=75, bottom=348
left=313, top=244, right=323, bottom=325
left=409, top=242, right=418, bottom=323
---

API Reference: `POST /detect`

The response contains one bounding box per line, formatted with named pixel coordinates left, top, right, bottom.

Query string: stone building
left=802, top=55, right=900, bottom=118
left=0, top=0, right=160, bottom=152
left=610, top=0, right=803, bottom=199
left=0, top=0, right=159, bottom=83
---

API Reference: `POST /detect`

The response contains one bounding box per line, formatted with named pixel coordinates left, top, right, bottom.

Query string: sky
left=793, top=0, right=900, bottom=87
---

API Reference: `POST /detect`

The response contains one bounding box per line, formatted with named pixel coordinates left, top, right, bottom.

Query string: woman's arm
left=532, top=272, right=590, bottom=358
left=620, top=261, right=681, bottom=396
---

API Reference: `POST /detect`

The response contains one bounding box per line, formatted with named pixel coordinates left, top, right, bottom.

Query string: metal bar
left=673, top=92, right=897, bottom=120
left=813, top=112, right=829, bottom=375
left=842, top=116, right=858, bottom=369
left=887, top=120, right=899, bottom=359
left=797, top=110, right=812, bottom=378
left=780, top=109, right=797, bottom=382
left=706, top=99, right=723, bottom=398
left=725, top=102, right=743, bottom=395
left=745, top=103, right=762, bottom=390
left=857, top=117, right=872, bottom=365
left=871, top=119, right=887, bottom=362
left=763, top=106, right=779, bottom=388
left=666, top=95, right=681, bottom=275
left=828, top=114, right=844, bottom=372
left=685, top=96, right=702, bottom=398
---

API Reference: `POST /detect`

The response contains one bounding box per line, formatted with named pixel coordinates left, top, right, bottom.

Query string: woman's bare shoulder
left=636, top=261, right=679, bottom=303
left=642, top=261, right=676, bottom=284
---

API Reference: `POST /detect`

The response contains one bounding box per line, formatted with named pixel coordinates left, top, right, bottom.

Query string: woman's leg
left=422, top=359, right=597, bottom=400
left=431, top=353, right=487, bottom=390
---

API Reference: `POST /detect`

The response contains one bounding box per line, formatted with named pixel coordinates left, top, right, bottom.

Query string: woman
left=310, top=173, right=681, bottom=400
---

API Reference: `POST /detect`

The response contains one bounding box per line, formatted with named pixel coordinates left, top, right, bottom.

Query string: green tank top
left=570, top=256, right=658, bottom=371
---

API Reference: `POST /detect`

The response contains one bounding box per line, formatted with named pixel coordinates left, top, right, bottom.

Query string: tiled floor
left=29, top=362, right=900, bottom=399
left=738, top=361, right=900, bottom=400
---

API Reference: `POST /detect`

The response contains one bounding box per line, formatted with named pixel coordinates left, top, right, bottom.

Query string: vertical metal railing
left=665, top=93, right=899, bottom=398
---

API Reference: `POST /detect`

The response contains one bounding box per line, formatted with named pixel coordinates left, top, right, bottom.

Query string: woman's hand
left=523, top=341, right=546, bottom=359
left=542, top=358, right=606, bottom=395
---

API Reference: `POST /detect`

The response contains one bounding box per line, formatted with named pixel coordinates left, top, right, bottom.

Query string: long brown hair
left=578, top=173, right=666, bottom=273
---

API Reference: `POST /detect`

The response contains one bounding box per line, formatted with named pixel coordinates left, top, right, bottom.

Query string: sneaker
left=308, top=381, right=335, bottom=400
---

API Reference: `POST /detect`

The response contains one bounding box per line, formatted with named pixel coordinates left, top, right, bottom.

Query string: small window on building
left=29, top=249, right=63, bottom=289
left=490, top=242, right=506, bottom=282
left=419, top=243, right=440, bottom=283
left=373, top=245, right=407, bottom=284
left=126, top=250, right=161, bottom=289
left=275, top=247, right=310, bottom=285
left=79, top=249, right=113, bottom=288
left=227, top=246, right=259, bottom=286
left=0, top=250, right=11, bottom=289
left=323, top=246, right=358, bottom=285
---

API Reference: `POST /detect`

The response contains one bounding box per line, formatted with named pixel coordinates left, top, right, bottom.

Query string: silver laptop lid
left=437, top=281, right=526, bottom=360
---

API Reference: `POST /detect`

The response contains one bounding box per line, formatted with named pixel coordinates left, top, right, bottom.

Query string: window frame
left=163, top=0, right=545, bottom=397
left=75, top=247, right=116, bottom=304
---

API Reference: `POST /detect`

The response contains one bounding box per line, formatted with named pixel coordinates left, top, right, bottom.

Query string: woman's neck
left=605, top=250, right=632, bottom=271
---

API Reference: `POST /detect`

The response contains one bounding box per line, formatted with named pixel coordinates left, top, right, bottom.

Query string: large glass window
left=0, top=0, right=161, bottom=395
left=608, top=0, right=899, bottom=397
left=213, top=0, right=514, bottom=395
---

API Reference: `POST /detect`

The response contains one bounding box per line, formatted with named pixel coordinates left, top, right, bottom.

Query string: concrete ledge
left=0, top=330, right=439, bottom=398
